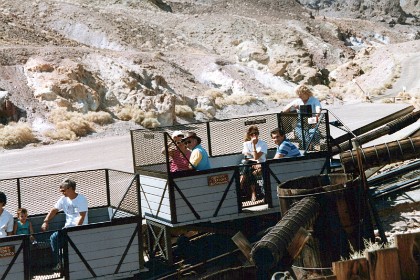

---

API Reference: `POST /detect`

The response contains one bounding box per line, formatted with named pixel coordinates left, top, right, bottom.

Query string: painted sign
left=245, top=119, right=266, bottom=126
left=0, top=245, right=15, bottom=258
left=208, top=174, right=229, bottom=186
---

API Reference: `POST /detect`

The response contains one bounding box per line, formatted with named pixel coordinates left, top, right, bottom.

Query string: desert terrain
left=0, top=0, right=418, bottom=149
left=0, top=0, right=419, bottom=273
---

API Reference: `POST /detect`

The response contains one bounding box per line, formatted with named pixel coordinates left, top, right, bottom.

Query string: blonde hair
left=295, top=84, right=314, bottom=98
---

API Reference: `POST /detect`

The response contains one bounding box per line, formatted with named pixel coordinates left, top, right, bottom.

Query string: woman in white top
left=240, top=125, right=268, bottom=202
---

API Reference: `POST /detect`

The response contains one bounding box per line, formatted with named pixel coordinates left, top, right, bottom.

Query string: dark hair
left=60, top=178, right=76, bottom=190
left=17, top=208, right=28, bottom=216
left=270, top=128, right=285, bottom=137
left=0, top=191, right=6, bottom=205
left=245, top=125, right=259, bottom=141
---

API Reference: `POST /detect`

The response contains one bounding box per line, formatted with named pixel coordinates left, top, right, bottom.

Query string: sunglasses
left=185, top=140, right=192, bottom=144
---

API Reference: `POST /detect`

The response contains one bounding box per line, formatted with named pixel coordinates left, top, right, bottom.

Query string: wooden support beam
left=366, top=248, right=401, bottom=280
left=332, top=258, right=369, bottom=280
left=395, top=232, right=420, bottom=280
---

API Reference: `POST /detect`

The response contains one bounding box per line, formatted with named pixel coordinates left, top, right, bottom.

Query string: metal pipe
left=332, top=110, right=420, bottom=155
left=251, top=197, right=319, bottom=270
left=340, top=136, right=420, bottom=173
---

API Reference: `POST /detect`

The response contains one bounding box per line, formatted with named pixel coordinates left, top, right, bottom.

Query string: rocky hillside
left=0, top=0, right=419, bottom=147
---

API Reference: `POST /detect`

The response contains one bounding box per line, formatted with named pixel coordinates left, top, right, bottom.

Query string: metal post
left=352, top=140, right=387, bottom=244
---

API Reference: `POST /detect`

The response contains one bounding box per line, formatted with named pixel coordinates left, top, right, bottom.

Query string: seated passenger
left=13, top=208, right=35, bottom=242
left=282, top=84, right=322, bottom=149
left=163, top=130, right=191, bottom=172
left=183, top=131, right=211, bottom=171
left=241, top=125, right=268, bottom=202
left=271, top=128, right=301, bottom=159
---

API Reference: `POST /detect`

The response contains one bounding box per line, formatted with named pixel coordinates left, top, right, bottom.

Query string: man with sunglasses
left=41, top=178, right=88, bottom=271
left=182, top=131, right=211, bottom=171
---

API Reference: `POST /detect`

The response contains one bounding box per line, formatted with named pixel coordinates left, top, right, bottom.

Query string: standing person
left=270, top=128, right=301, bottom=159
left=183, top=131, right=211, bottom=171
left=13, top=208, right=35, bottom=242
left=282, top=84, right=322, bottom=116
left=162, top=130, right=191, bottom=172
left=0, top=191, right=13, bottom=238
left=282, top=84, right=322, bottom=148
left=41, top=178, right=88, bottom=271
left=241, top=126, right=268, bottom=202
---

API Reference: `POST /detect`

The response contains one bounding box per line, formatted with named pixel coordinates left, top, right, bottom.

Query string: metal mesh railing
left=0, top=169, right=138, bottom=219
left=108, top=169, right=139, bottom=217
left=280, top=111, right=329, bottom=153
left=131, top=123, right=208, bottom=172
left=209, top=113, right=278, bottom=156
left=131, top=111, right=330, bottom=171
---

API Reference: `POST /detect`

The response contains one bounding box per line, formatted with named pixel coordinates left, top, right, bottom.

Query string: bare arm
left=29, top=221, right=35, bottom=242
left=77, top=211, right=87, bottom=226
left=41, top=208, right=59, bottom=231
left=13, top=222, right=17, bottom=235
left=273, top=153, right=285, bottom=159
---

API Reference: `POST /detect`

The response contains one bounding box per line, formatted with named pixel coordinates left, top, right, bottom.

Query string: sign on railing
left=0, top=245, right=15, bottom=258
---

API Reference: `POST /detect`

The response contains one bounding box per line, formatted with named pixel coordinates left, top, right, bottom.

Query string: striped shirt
left=276, top=140, right=301, bottom=157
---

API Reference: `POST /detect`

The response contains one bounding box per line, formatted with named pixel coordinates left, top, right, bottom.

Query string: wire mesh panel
left=209, top=114, right=279, bottom=156
left=280, top=111, right=329, bottom=153
left=131, top=123, right=208, bottom=172
left=131, top=112, right=331, bottom=173
left=18, top=170, right=108, bottom=216
left=0, top=170, right=112, bottom=217
left=108, top=170, right=139, bottom=217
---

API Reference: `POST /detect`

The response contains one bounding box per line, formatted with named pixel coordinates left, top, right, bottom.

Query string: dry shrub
left=0, top=122, right=37, bottom=148
left=203, top=89, right=224, bottom=99
left=84, top=111, right=114, bottom=125
left=265, top=91, right=294, bottom=103
left=115, top=106, right=133, bottom=121
left=346, top=239, right=394, bottom=260
left=140, top=111, right=160, bottom=128
left=44, top=129, right=77, bottom=140
left=115, top=105, right=145, bottom=123
left=380, top=98, right=395, bottom=103
left=45, top=108, right=94, bottom=139
left=175, top=105, right=194, bottom=118
left=215, top=94, right=256, bottom=107
left=142, top=117, right=160, bottom=128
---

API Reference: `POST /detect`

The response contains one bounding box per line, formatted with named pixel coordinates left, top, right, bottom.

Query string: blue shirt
left=276, top=139, right=301, bottom=157
left=192, top=144, right=211, bottom=171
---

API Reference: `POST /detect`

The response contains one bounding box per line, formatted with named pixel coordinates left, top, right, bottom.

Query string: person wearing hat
left=163, top=130, right=191, bottom=172
left=0, top=191, right=14, bottom=238
left=183, top=131, right=211, bottom=171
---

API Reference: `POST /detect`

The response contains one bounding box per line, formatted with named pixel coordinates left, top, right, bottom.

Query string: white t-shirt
left=0, top=209, right=14, bottom=237
left=55, top=194, right=88, bottom=228
left=242, top=140, right=268, bottom=162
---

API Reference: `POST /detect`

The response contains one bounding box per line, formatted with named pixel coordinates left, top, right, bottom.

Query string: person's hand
left=41, top=221, right=48, bottom=232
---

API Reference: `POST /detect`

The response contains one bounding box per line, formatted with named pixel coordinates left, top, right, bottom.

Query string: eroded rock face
left=24, top=57, right=105, bottom=113
left=23, top=56, right=178, bottom=126
left=299, top=0, right=408, bottom=22
left=0, top=91, right=20, bottom=124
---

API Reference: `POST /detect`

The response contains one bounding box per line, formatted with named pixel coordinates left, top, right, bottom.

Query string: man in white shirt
left=41, top=178, right=88, bottom=271
left=0, top=191, right=13, bottom=238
